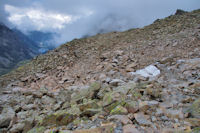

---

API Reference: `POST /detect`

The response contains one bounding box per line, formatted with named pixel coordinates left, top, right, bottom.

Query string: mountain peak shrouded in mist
left=0, top=0, right=200, bottom=46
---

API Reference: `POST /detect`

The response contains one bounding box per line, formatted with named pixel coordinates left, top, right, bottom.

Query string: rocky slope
left=0, top=24, right=40, bottom=75
left=0, top=9, right=200, bottom=133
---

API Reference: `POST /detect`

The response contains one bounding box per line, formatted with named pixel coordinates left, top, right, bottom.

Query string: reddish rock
left=108, top=115, right=132, bottom=125
left=40, top=76, right=57, bottom=89
left=123, top=124, right=140, bottom=133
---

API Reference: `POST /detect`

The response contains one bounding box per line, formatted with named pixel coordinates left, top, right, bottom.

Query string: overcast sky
left=0, top=0, right=200, bottom=46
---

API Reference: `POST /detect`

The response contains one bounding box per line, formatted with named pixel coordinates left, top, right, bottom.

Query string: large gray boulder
left=0, top=106, right=15, bottom=128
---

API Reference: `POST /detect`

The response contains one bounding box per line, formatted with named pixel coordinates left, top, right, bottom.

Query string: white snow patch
left=130, top=65, right=160, bottom=78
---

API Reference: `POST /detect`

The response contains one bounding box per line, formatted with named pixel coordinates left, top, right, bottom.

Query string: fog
left=0, top=0, right=200, bottom=46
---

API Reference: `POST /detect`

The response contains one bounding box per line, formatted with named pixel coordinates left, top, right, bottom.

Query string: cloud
left=4, top=4, right=83, bottom=32
left=1, top=0, right=200, bottom=46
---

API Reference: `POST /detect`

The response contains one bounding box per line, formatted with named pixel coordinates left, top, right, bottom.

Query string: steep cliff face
left=0, top=23, right=40, bottom=75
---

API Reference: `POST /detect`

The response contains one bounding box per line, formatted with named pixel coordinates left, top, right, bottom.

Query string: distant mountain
left=27, top=31, right=56, bottom=53
left=0, top=23, right=40, bottom=75
left=13, top=29, right=40, bottom=52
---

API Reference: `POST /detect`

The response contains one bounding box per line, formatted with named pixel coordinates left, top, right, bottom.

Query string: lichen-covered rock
left=27, top=127, right=46, bottom=133
left=103, top=92, right=114, bottom=107
left=103, top=92, right=125, bottom=107
left=97, top=87, right=111, bottom=99
left=187, top=98, right=200, bottom=119
left=185, top=118, right=200, bottom=127
left=113, top=82, right=136, bottom=95
left=39, top=110, right=77, bottom=126
left=68, top=105, right=81, bottom=116
left=0, top=106, right=15, bottom=128
left=127, top=82, right=148, bottom=100
left=71, top=82, right=101, bottom=103
left=103, top=101, right=122, bottom=113
left=192, top=127, right=200, bottom=133
left=102, top=91, right=126, bottom=113
left=80, top=108, right=102, bottom=117
left=79, top=100, right=99, bottom=111
left=110, top=105, right=128, bottom=115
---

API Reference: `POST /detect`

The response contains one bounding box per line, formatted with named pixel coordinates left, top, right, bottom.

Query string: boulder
left=73, top=124, right=116, bottom=133
left=39, top=110, right=77, bottom=126
left=113, top=81, right=136, bottom=95
left=125, top=62, right=137, bottom=72
left=123, top=124, right=140, bottom=133
left=187, top=98, right=200, bottom=119
left=145, top=83, right=162, bottom=98
left=9, top=123, right=25, bottom=133
left=185, top=118, right=200, bottom=127
left=27, top=127, right=46, bottom=133
left=79, top=100, right=99, bottom=111
left=130, top=65, right=160, bottom=78
left=41, top=95, right=56, bottom=106
left=22, top=104, right=36, bottom=111
left=102, top=92, right=126, bottom=113
left=108, top=115, right=132, bottom=125
left=124, top=100, right=139, bottom=114
left=164, top=109, right=184, bottom=119
left=40, top=76, right=57, bottom=90
left=0, top=107, right=15, bottom=128
left=139, top=100, right=159, bottom=112
left=80, top=108, right=102, bottom=117
left=68, top=105, right=81, bottom=116
left=134, top=113, right=152, bottom=126
left=192, top=127, right=200, bottom=133
left=71, top=82, right=101, bottom=103
left=110, top=105, right=128, bottom=115
left=110, top=79, right=125, bottom=87
left=103, top=92, right=125, bottom=107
